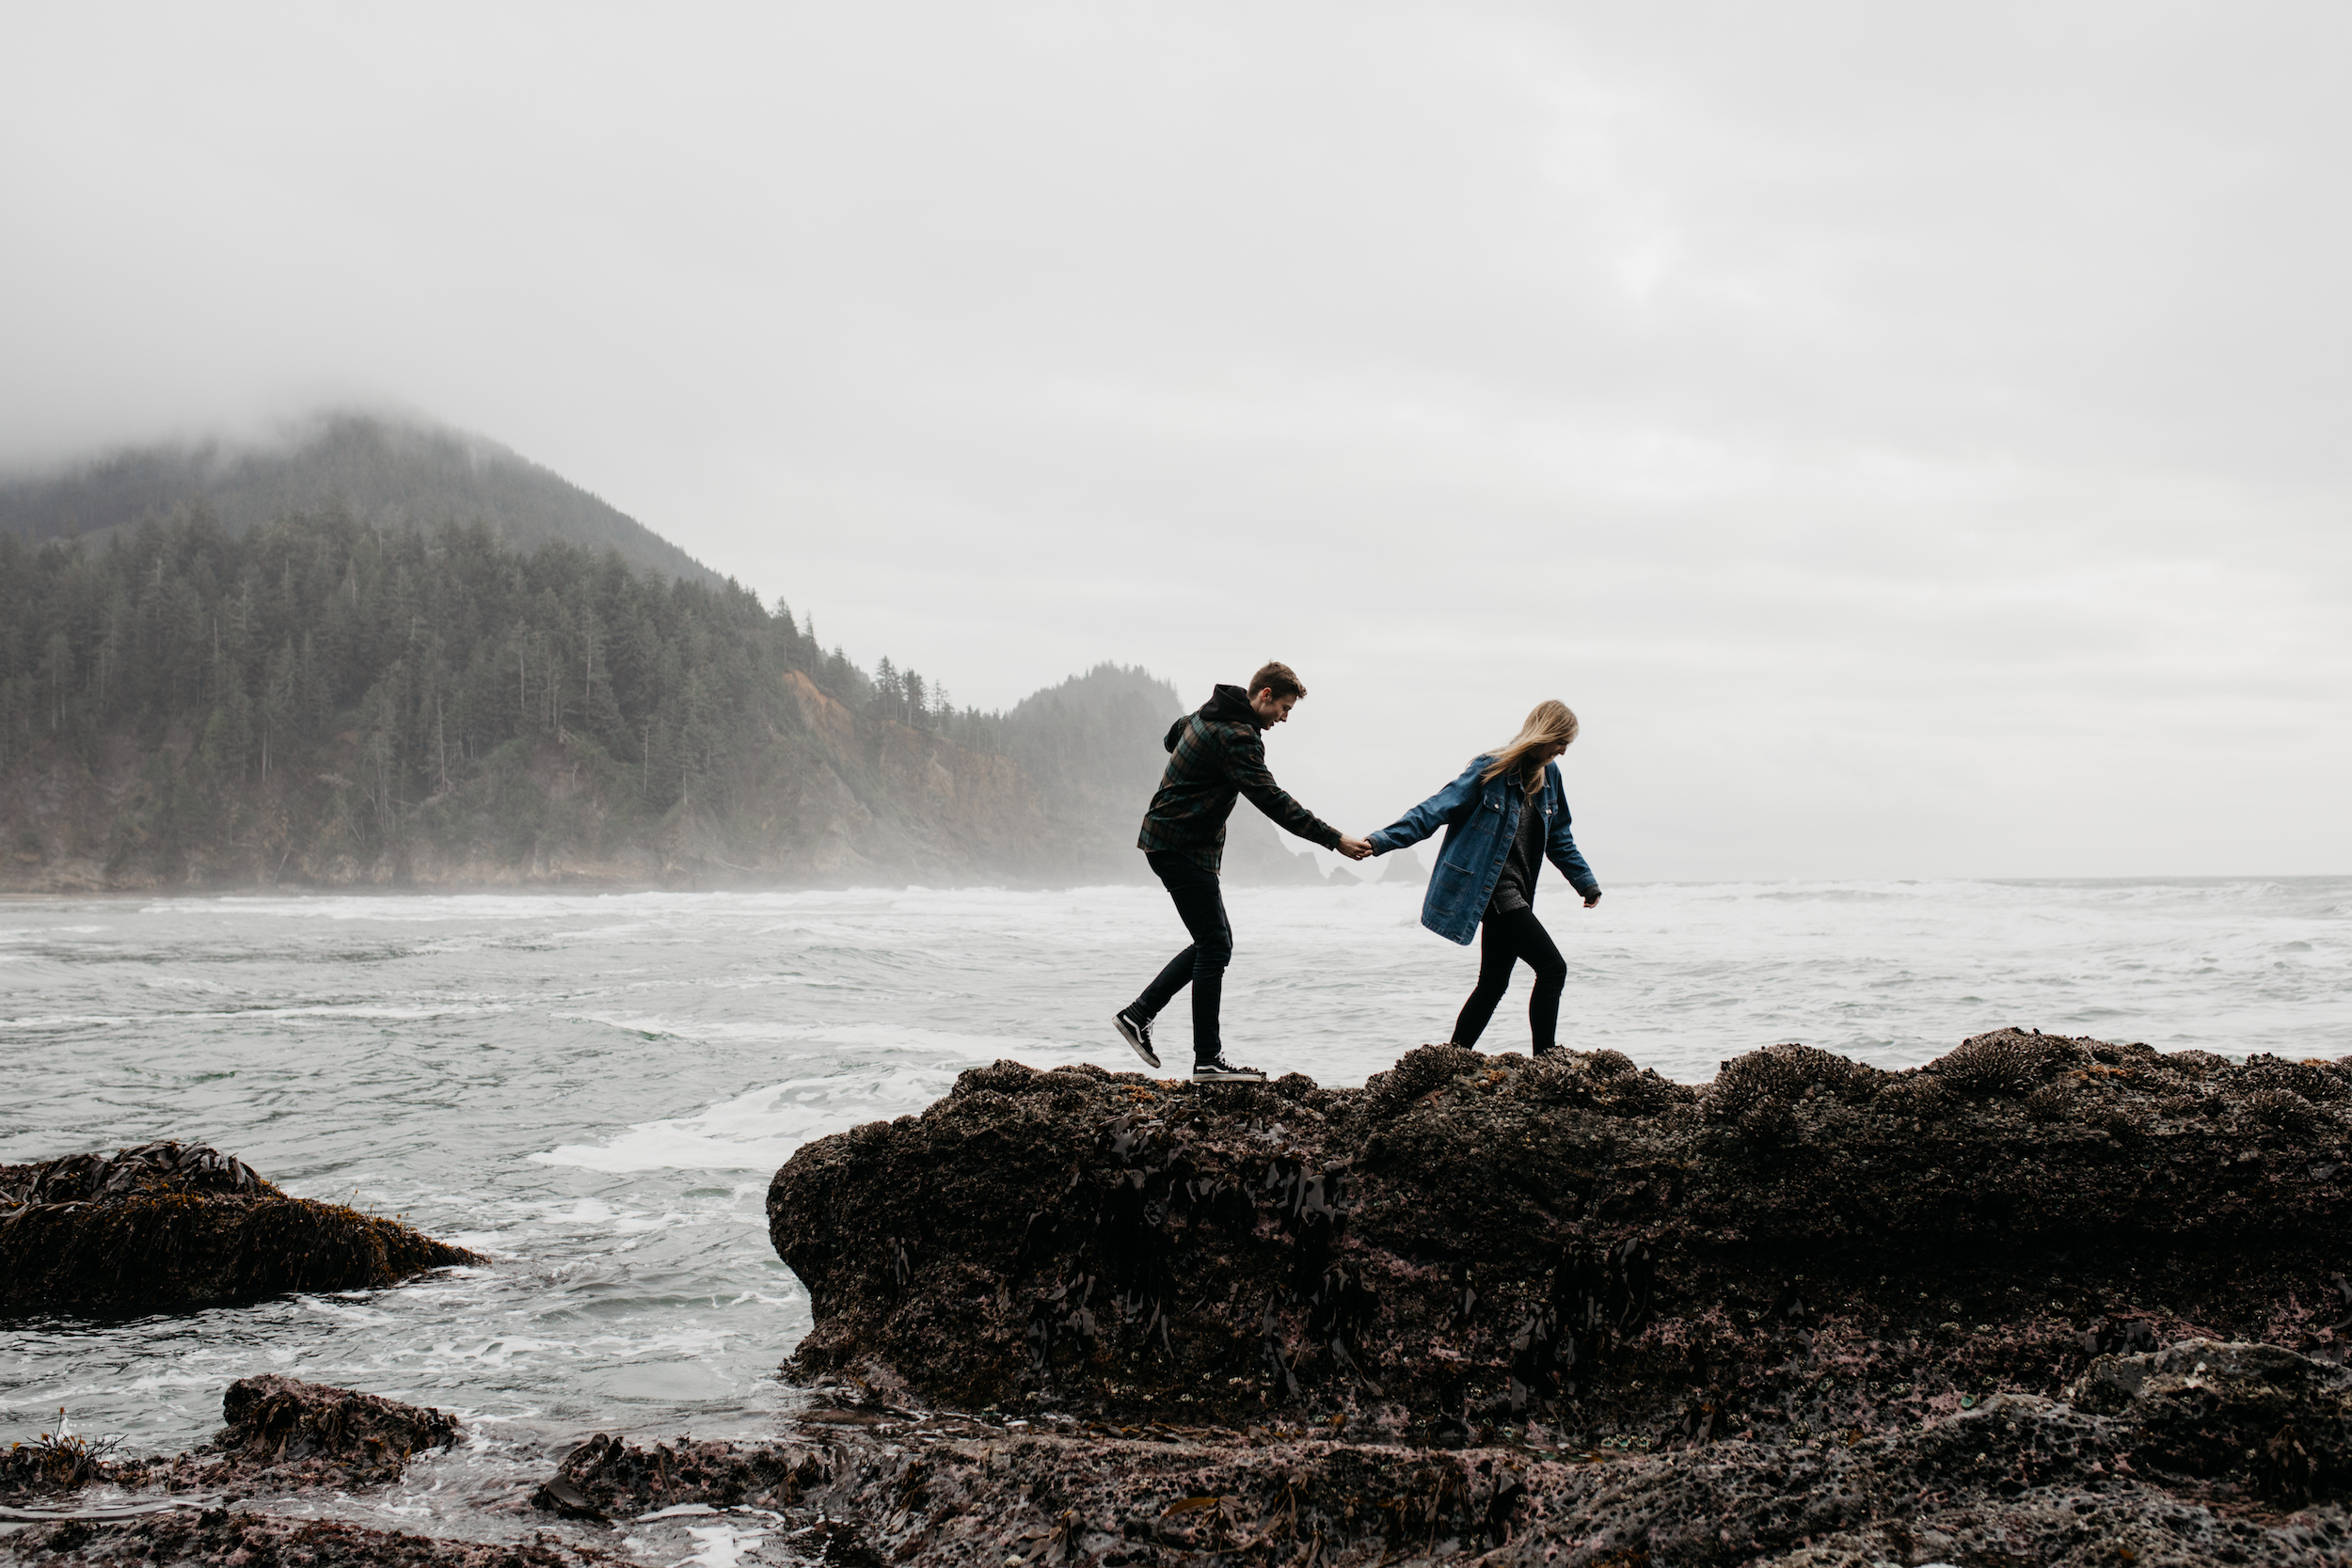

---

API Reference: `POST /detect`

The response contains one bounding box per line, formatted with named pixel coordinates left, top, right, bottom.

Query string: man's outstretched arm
left=1221, top=728, right=1344, bottom=849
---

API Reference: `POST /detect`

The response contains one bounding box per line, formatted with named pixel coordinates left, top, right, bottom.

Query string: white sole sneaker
left=1191, top=1062, right=1266, bottom=1083
left=1114, top=1011, right=1160, bottom=1070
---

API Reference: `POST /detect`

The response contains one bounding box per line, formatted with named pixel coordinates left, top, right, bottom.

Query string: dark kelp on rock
left=0, top=1142, right=483, bottom=1313
left=512, top=1370, right=2352, bottom=1567
left=767, top=1032, right=2352, bottom=1436
left=2, top=1375, right=462, bottom=1503
left=756, top=1029, right=2352, bottom=1560
left=2, top=1512, right=623, bottom=1568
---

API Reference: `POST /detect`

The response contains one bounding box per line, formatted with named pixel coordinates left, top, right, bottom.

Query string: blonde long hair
left=1480, top=700, right=1580, bottom=795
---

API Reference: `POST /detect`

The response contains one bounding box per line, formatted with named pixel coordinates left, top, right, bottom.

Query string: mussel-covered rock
left=0, top=1141, right=484, bottom=1312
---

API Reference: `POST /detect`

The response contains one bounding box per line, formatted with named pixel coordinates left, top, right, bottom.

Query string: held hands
left=1338, top=835, right=1376, bottom=861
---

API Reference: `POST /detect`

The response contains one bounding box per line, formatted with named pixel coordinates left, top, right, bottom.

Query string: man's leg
left=1182, top=882, right=1233, bottom=1061
left=1133, top=942, right=1200, bottom=1025
left=1135, top=853, right=1234, bottom=1060
left=1450, top=913, right=1519, bottom=1048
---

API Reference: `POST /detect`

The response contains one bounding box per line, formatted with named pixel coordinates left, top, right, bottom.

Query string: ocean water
left=1, top=877, right=2346, bottom=1528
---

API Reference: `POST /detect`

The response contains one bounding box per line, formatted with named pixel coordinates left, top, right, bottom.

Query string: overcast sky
left=4, top=3, right=2348, bottom=879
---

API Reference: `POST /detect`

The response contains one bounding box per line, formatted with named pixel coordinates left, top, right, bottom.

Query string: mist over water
left=1, top=878, right=2346, bottom=1512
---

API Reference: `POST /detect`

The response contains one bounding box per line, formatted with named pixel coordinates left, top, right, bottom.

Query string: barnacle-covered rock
left=1361, top=1042, right=1488, bottom=1118
left=1931, top=1025, right=2088, bottom=1095
left=2070, top=1340, right=2352, bottom=1503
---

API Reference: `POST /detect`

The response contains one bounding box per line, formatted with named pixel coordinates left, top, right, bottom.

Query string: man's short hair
left=1248, top=661, right=1306, bottom=701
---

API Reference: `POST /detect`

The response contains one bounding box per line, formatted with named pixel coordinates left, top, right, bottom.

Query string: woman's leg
left=1457, top=907, right=1566, bottom=1053
left=1450, top=914, right=1520, bottom=1047
left=1513, top=910, right=1568, bottom=1053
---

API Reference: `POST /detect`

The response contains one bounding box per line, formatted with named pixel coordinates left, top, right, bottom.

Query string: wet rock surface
left=0, top=1511, right=622, bottom=1568
left=0, top=1142, right=485, bottom=1312
left=3, top=1377, right=463, bottom=1503
left=505, top=1385, right=2352, bottom=1566
left=758, top=1030, right=2352, bottom=1560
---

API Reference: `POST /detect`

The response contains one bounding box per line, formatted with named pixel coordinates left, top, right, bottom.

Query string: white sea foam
left=531, top=1068, right=962, bottom=1173
left=674, top=1523, right=766, bottom=1568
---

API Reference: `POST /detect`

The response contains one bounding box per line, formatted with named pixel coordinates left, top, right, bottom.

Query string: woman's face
left=1541, top=741, right=1568, bottom=765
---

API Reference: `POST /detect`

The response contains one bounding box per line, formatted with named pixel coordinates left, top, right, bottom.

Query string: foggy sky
left=5, top=3, right=2348, bottom=879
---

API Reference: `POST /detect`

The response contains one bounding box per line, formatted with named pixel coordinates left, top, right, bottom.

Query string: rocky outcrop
left=760, top=1028, right=2352, bottom=1561
left=0, top=1512, right=621, bottom=1568
left=513, top=1372, right=2351, bottom=1566
left=2, top=1376, right=460, bottom=1503
left=194, top=1376, right=464, bottom=1494
left=0, top=1143, right=484, bottom=1312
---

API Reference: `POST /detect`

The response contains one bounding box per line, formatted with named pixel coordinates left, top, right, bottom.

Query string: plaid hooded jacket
left=1136, top=684, right=1343, bottom=875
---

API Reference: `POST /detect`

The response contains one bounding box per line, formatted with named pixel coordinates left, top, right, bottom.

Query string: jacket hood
left=1162, top=683, right=1260, bottom=752
left=1201, top=684, right=1258, bottom=724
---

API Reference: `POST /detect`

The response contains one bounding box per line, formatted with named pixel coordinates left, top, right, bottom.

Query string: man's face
left=1249, top=689, right=1299, bottom=726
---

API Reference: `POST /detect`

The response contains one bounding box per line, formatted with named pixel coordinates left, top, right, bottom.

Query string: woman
left=1366, top=700, right=1601, bottom=1055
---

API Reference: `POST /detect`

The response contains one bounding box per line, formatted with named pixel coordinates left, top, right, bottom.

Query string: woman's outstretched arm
left=1366, top=757, right=1486, bottom=855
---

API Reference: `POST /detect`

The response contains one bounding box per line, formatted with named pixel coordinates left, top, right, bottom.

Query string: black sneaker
left=1114, top=1009, right=1160, bottom=1070
left=1192, top=1055, right=1266, bottom=1083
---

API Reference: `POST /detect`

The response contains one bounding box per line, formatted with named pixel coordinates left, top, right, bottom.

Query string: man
left=1115, top=661, right=1372, bottom=1082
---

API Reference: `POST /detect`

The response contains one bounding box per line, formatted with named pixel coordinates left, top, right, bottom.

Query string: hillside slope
left=0, top=510, right=1061, bottom=890
left=0, top=413, right=723, bottom=587
left=1000, top=663, right=1324, bottom=884
left=0, top=512, right=1323, bottom=890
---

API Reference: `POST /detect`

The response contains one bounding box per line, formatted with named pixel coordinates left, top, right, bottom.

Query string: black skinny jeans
left=1453, top=904, right=1567, bottom=1053
left=1133, top=850, right=1232, bottom=1060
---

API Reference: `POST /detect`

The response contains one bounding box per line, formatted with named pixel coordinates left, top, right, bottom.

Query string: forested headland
left=0, top=509, right=1323, bottom=890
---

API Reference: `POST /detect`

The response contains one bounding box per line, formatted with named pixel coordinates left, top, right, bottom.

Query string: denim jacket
left=1367, top=756, right=1599, bottom=945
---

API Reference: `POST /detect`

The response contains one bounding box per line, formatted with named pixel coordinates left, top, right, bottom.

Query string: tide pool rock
left=0, top=1141, right=484, bottom=1313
